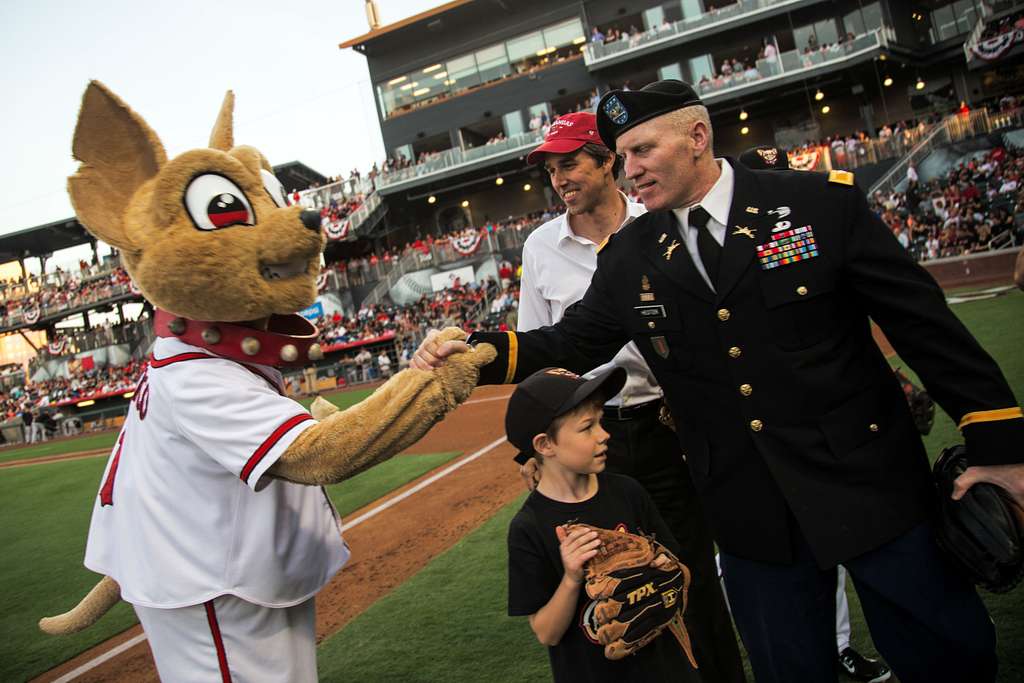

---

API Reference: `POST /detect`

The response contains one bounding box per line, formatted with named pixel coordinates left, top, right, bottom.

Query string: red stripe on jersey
left=240, top=413, right=314, bottom=484
left=149, top=352, right=212, bottom=367
left=98, top=431, right=127, bottom=507
left=204, top=600, right=233, bottom=683
left=242, top=364, right=284, bottom=395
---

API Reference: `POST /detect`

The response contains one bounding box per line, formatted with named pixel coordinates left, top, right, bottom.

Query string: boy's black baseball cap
left=505, top=366, right=627, bottom=465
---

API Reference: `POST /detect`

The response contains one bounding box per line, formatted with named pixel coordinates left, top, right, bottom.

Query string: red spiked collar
left=154, top=309, right=323, bottom=368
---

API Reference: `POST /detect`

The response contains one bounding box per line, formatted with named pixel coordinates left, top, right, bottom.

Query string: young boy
left=506, top=366, right=703, bottom=682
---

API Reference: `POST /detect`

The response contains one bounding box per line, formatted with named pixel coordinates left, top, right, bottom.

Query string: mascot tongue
left=154, top=309, right=322, bottom=368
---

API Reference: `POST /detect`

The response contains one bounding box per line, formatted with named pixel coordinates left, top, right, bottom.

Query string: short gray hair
left=665, top=105, right=714, bottom=155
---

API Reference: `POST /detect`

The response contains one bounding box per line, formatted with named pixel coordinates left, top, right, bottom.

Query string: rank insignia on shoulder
left=828, top=170, right=854, bottom=186
left=745, top=206, right=759, bottom=214
left=639, top=292, right=656, bottom=302
left=641, top=275, right=651, bottom=291
left=756, top=225, right=819, bottom=270
left=658, top=233, right=667, bottom=244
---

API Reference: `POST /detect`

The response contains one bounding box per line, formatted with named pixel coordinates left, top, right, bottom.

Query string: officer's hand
left=952, top=462, right=1024, bottom=509
left=519, top=458, right=541, bottom=492
left=411, top=328, right=471, bottom=371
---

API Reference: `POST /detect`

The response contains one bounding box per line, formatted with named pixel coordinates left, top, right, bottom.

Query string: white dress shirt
left=518, top=193, right=661, bottom=407
left=671, top=158, right=736, bottom=292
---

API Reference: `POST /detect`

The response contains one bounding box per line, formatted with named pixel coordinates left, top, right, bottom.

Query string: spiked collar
left=154, top=309, right=323, bottom=368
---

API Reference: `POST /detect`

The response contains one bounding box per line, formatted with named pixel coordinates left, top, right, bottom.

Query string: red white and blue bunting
left=48, top=337, right=69, bottom=356
left=24, top=306, right=41, bottom=324
left=316, top=271, right=329, bottom=293
left=451, top=232, right=483, bottom=257
left=970, top=29, right=1024, bottom=62
left=323, top=219, right=350, bottom=241
left=788, top=149, right=820, bottom=172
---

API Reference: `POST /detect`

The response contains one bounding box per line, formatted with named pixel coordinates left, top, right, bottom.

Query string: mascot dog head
left=69, top=81, right=324, bottom=323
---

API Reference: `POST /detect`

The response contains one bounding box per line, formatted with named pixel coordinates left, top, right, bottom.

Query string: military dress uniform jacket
left=472, top=160, right=1023, bottom=567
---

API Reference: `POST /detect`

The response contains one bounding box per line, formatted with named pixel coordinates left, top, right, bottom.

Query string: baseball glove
left=893, top=367, right=935, bottom=435
left=565, top=523, right=698, bottom=666
left=933, top=445, right=1024, bottom=593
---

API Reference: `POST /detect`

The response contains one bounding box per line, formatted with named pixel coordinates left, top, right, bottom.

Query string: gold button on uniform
left=869, top=423, right=879, bottom=432
left=648, top=321, right=656, bottom=329
left=750, top=419, right=764, bottom=432
left=739, top=383, right=753, bottom=396
left=728, top=346, right=742, bottom=359
left=796, top=286, right=808, bottom=296
left=717, top=308, right=731, bottom=321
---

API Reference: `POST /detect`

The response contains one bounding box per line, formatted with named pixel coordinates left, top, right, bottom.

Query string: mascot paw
left=310, top=396, right=339, bottom=420
left=432, top=328, right=496, bottom=406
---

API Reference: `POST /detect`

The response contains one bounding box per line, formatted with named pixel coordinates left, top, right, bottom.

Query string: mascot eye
left=260, top=169, right=290, bottom=208
left=184, top=174, right=255, bottom=231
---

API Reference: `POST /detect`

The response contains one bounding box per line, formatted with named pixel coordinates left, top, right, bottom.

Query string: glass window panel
left=507, top=31, right=545, bottom=62
left=542, top=18, right=583, bottom=48
left=475, top=44, right=510, bottom=84
left=814, top=19, right=839, bottom=46
left=643, top=6, right=665, bottom=31
left=794, top=23, right=816, bottom=51
left=680, top=0, right=703, bottom=21
left=446, top=54, right=479, bottom=92
left=954, top=0, right=979, bottom=33
left=862, top=2, right=882, bottom=32
left=393, top=144, right=413, bottom=163
left=843, top=8, right=866, bottom=35
left=688, top=54, right=714, bottom=83
left=931, top=6, right=957, bottom=41
left=528, top=102, right=550, bottom=119
left=659, top=63, right=683, bottom=81
left=503, top=111, right=525, bottom=137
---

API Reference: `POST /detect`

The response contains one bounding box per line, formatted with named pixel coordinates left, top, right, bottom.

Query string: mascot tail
left=39, top=575, right=121, bottom=635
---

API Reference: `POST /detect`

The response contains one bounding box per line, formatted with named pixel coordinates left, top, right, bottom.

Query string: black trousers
left=720, top=521, right=997, bottom=683
left=603, top=403, right=746, bottom=683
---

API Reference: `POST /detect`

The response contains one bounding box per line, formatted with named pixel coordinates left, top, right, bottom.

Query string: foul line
left=50, top=633, right=148, bottom=683
left=463, top=393, right=513, bottom=406
left=342, top=436, right=507, bottom=531
left=49, top=434, right=508, bottom=681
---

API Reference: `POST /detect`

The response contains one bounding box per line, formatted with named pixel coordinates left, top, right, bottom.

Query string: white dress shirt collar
left=557, top=191, right=645, bottom=245
left=673, top=158, right=734, bottom=230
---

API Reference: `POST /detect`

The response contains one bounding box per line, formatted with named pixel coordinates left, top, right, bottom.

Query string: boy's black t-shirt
left=507, top=473, right=702, bottom=683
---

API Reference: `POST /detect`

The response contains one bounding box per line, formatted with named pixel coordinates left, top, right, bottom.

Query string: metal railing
left=374, top=131, right=545, bottom=191
left=0, top=283, right=135, bottom=332
left=585, top=0, right=808, bottom=64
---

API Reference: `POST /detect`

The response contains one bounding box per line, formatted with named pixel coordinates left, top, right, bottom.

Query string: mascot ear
left=209, top=90, right=235, bottom=151
left=68, top=81, right=167, bottom=252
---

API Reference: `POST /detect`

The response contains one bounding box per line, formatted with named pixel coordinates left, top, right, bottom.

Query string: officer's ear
left=691, top=119, right=711, bottom=158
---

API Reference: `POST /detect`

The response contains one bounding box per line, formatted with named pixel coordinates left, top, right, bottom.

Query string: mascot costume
left=38, top=81, right=495, bottom=681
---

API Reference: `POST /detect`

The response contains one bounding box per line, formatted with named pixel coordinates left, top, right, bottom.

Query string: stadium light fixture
left=412, top=88, right=429, bottom=97
left=77, top=400, right=96, bottom=408
left=573, top=36, right=586, bottom=45
left=814, top=89, right=824, bottom=101
left=739, top=109, right=748, bottom=121
left=883, top=75, right=893, bottom=87
left=821, top=105, right=831, bottom=114
left=422, top=64, right=442, bottom=73
left=523, top=183, right=532, bottom=191
left=428, top=195, right=436, bottom=204
left=123, top=391, right=135, bottom=399
left=740, top=126, right=749, bottom=135
left=461, top=200, right=470, bottom=208
left=915, top=77, right=925, bottom=90
left=433, top=71, right=448, bottom=80
left=495, top=177, right=504, bottom=186
left=388, top=75, right=407, bottom=85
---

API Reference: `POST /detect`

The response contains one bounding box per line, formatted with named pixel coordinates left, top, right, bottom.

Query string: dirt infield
left=34, top=385, right=518, bottom=683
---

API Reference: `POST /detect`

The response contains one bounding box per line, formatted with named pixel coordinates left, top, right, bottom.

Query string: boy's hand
left=555, top=524, right=601, bottom=584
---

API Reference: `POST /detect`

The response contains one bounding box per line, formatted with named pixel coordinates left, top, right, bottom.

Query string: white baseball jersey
left=85, top=336, right=350, bottom=609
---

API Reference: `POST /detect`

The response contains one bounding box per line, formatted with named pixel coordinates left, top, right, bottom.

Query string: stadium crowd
left=0, top=266, right=133, bottom=327
left=871, top=144, right=1023, bottom=260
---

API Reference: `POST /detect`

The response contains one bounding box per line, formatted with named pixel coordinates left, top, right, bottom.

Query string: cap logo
left=545, top=368, right=580, bottom=379
left=756, top=148, right=779, bottom=166
left=603, top=95, right=628, bottom=125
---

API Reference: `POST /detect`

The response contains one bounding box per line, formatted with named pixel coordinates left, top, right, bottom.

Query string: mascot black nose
left=300, top=210, right=322, bottom=232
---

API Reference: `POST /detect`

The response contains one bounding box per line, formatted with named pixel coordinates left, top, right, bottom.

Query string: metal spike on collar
left=241, top=337, right=261, bottom=356
left=201, top=327, right=222, bottom=345
left=168, top=317, right=187, bottom=335
left=280, top=344, right=299, bottom=363
left=308, top=343, right=324, bottom=361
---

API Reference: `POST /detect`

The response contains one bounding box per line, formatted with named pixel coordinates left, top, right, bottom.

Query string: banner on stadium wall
left=970, top=29, right=1024, bottom=62
left=430, top=265, right=475, bottom=293
left=451, top=232, right=483, bottom=256
left=24, top=307, right=41, bottom=324
left=299, top=301, right=325, bottom=322
left=316, top=271, right=329, bottom=293
left=323, top=219, right=350, bottom=241
left=788, top=149, right=820, bottom=171
left=48, top=337, right=68, bottom=356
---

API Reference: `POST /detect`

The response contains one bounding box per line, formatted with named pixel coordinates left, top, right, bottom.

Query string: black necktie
left=690, top=206, right=720, bottom=286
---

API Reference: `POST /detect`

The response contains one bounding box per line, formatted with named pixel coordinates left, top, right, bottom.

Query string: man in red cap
left=517, top=111, right=746, bottom=682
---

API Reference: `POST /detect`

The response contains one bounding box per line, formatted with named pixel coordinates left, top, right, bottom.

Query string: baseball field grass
left=318, top=289, right=1024, bottom=682
left=0, top=446, right=461, bottom=682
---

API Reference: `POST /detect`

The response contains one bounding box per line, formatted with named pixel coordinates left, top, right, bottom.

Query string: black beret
left=738, top=146, right=790, bottom=171
left=597, top=79, right=703, bottom=151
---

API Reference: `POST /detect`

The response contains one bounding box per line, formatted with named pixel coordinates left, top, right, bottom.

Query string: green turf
left=319, top=289, right=1024, bottom=682
left=0, top=386, right=377, bottom=465
left=326, top=451, right=461, bottom=520
left=0, top=447, right=459, bottom=681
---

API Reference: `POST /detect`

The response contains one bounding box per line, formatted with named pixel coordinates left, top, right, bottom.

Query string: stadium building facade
left=341, top=0, right=1021, bottom=240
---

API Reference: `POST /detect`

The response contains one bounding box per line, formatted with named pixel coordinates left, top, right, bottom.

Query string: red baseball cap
left=526, top=112, right=605, bottom=165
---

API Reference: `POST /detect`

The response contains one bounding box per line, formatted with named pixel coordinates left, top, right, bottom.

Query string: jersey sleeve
left=507, top=512, right=559, bottom=617
left=166, top=361, right=316, bottom=490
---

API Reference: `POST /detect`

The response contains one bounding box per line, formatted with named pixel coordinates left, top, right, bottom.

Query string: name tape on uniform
left=756, top=225, right=819, bottom=270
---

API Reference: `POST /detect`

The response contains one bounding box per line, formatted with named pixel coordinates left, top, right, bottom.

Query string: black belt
left=602, top=399, right=662, bottom=421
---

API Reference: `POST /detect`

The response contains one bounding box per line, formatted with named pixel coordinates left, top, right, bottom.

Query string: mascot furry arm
left=39, top=81, right=496, bottom=634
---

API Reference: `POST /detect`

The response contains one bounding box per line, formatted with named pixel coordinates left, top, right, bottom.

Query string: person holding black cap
left=505, top=366, right=702, bottom=683
left=519, top=111, right=744, bottom=682
left=416, top=79, right=1023, bottom=683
